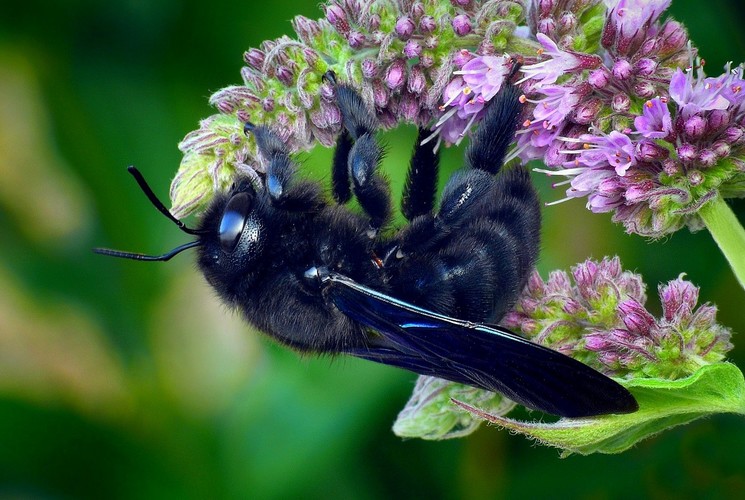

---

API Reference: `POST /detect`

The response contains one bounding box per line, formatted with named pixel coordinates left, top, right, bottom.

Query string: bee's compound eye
left=219, top=192, right=252, bottom=253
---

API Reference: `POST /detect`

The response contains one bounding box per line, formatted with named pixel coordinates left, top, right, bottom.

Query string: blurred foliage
left=0, top=0, right=744, bottom=498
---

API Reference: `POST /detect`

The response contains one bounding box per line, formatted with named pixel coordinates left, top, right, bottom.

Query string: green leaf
left=453, top=363, right=745, bottom=455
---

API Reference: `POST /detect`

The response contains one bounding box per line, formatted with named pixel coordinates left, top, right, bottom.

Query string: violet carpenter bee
left=95, top=71, right=637, bottom=418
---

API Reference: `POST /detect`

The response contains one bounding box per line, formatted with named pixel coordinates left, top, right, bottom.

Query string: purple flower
left=518, top=33, right=602, bottom=86
left=634, top=97, right=673, bottom=139
left=455, top=54, right=511, bottom=101
left=526, top=85, right=582, bottom=128
left=428, top=55, right=513, bottom=146
left=669, top=68, right=731, bottom=118
left=568, top=131, right=637, bottom=176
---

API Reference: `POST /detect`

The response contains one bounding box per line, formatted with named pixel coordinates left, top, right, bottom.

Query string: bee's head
left=195, top=176, right=268, bottom=291
left=93, top=168, right=269, bottom=291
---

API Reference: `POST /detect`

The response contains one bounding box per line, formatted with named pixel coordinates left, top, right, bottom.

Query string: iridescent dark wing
left=323, top=272, right=638, bottom=418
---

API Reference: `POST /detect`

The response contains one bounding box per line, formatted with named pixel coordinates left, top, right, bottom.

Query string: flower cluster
left=501, top=257, right=733, bottom=379
left=171, top=0, right=526, bottom=217
left=431, top=0, right=745, bottom=237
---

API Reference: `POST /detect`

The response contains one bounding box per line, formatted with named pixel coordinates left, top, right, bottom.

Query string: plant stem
left=699, top=195, right=745, bottom=290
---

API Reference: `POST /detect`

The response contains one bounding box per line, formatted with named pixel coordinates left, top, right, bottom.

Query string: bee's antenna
left=126, top=166, right=206, bottom=235
left=93, top=240, right=201, bottom=262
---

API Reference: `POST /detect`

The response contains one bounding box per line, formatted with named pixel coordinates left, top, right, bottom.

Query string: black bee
left=95, top=71, right=637, bottom=418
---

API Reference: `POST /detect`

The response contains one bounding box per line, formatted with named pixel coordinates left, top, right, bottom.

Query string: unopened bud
left=612, top=93, right=631, bottom=113
left=698, top=148, right=717, bottom=167
left=677, top=143, right=697, bottom=163
left=588, top=68, right=610, bottom=89
left=395, top=16, right=416, bottom=39
left=612, top=59, right=633, bottom=81
left=362, top=59, right=378, bottom=79
left=452, top=14, right=472, bottom=36
left=404, top=39, right=422, bottom=58
left=419, top=16, right=436, bottom=34
left=684, top=115, right=707, bottom=138
left=633, top=81, right=656, bottom=98
left=385, top=59, right=407, bottom=90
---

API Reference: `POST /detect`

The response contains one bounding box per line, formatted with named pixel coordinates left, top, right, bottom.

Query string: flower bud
left=659, top=20, right=688, bottom=55
left=698, top=148, right=717, bottom=167
left=660, top=278, right=699, bottom=322
left=326, top=4, right=344, bottom=24
left=612, top=59, right=633, bottom=81
left=546, top=270, right=571, bottom=293
left=452, top=14, right=472, bottom=36
left=662, top=158, right=680, bottom=175
left=585, top=333, right=611, bottom=351
left=395, top=16, right=416, bottom=39
left=451, top=0, right=471, bottom=6
left=419, top=15, right=436, bottom=33
left=372, top=80, right=390, bottom=107
left=303, top=48, right=320, bottom=68
left=538, top=0, right=554, bottom=16
left=385, top=59, right=407, bottom=90
left=524, top=271, right=543, bottom=296
left=368, top=13, right=381, bottom=30
left=362, top=59, right=378, bottom=79
left=407, top=65, right=427, bottom=94
left=244, top=49, right=265, bottom=69
left=562, top=298, right=582, bottom=315
left=320, top=81, right=335, bottom=101
left=724, top=126, right=744, bottom=144
left=707, top=109, right=729, bottom=131
left=712, top=140, right=731, bottom=158
left=558, top=12, right=577, bottom=34
left=619, top=300, right=656, bottom=335
left=690, top=304, right=717, bottom=331
left=411, top=2, right=425, bottom=18
left=276, top=66, right=294, bottom=86
left=612, top=93, right=631, bottom=113
left=262, top=97, right=275, bottom=112
left=572, top=98, right=602, bottom=124
left=404, top=40, right=422, bottom=58
left=538, top=18, right=557, bottom=38
left=398, top=92, right=420, bottom=121
left=637, top=141, right=669, bottom=161
left=292, top=16, right=321, bottom=44
left=633, top=81, right=656, bottom=98
left=625, top=181, right=654, bottom=202
left=599, top=351, right=620, bottom=367
left=320, top=100, right=341, bottom=127
left=684, top=115, right=706, bottom=138
left=241, top=67, right=265, bottom=91
left=216, top=100, right=235, bottom=114
left=637, top=37, right=659, bottom=58
left=588, top=68, right=610, bottom=89
left=348, top=31, right=366, bottom=49
left=634, top=58, right=657, bottom=76
left=688, top=169, right=704, bottom=186
left=676, top=143, right=697, bottom=163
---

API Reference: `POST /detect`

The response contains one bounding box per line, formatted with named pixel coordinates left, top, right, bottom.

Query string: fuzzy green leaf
left=453, top=363, right=745, bottom=455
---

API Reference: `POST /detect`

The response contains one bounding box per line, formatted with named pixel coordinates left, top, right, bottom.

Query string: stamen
left=545, top=195, right=575, bottom=206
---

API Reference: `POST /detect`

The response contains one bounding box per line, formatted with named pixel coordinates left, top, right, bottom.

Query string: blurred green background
left=1, top=0, right=744, bottom=498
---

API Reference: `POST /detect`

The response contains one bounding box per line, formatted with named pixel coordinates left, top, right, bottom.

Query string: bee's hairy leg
left=330, top=79, right=392, bottom=232
left=244, top=122, right=323, bottom=211
left=401, top=127, right=439, bottom=221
